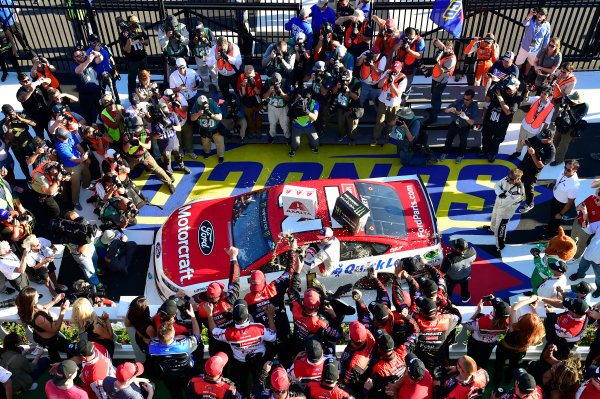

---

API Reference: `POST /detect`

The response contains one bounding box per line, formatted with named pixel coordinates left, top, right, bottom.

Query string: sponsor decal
left=176, top=205, right=194, bottom=284
left=406, top=184, right=427, bottom=238
left=155, top=242, right=161, bottom=258
left=198, top=220, right=215, bottom=256
left=288, top=201, right=309, bottom=215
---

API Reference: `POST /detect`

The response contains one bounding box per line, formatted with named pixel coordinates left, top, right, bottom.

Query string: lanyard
left=531, top=21, right=543, bottom=41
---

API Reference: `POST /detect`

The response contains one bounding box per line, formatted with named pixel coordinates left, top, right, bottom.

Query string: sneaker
left=461, top=294, right=472, bottom=303
left=508, top=152, right=520, bottom=160
left=476, top=150, right=485, bottom=158
left=569, top=273, right=583, bottom=281
left=426, top=158, right=438, bottom=165
left=591, top=153, right=600, bottom=160
left=519, top=204, right=534, bottom=214
left=218, top=157, right=224, bottom=164
left=166, top=172, right=175, bottom=182
left=337, top=136, right=345, bottom=143
left=289, top=150, right=296, bottom=158
left=268, top=136, right=274, bottom=144
left=0, top=287, right=15, bottom=295
left=29, top=382, right=38, bottom=391
left=593, top=290, right=600, bottom=298
left=455, top=156, right=463, bottom=164
left=550, top=161, right=560, bottom=167
left=203, top=153, right=210, bottom=159
left=488, top=154, right=496, bottom=163
left=312, top=147, right=319, bottom=154
left=439, top=153, right=447, bottom=161
left=0, top=73, right=7, bottom=82
left=240, top=137, right=246, bottom=144
left=370, top=140, right=377, bottom=147
left=167, top=183, right=176, bottom=194
left=186, top=152, right=198, bottom=160
left=74, top=203, right=82, bottom=211
left=180, top=166, right=191, bottom=174
left=483, top=225, right=492, bottom=232
left=96, top=268, right=104, bottom=276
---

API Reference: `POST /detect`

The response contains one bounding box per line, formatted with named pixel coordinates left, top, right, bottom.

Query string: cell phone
left=306, top=272, right=316, bottom=289
left=482, top=295, right=494, bottom=302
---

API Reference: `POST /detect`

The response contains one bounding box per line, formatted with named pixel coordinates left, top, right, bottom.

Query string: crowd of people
left=0, top=1, right=597, bottom=398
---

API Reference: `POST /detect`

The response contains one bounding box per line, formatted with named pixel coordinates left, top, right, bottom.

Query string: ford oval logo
left=198, top=220, right=215, bottom=256
left=155, top=242, right=161, bottom=258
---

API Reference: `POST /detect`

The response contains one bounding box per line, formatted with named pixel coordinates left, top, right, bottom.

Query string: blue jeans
left=360, top=82, right=381, bottom=112
left=429, top=80, right=447, bottom=122
left=398, top=148, right=427, bottom=166
left=73, top=249, right=100, bottom=286
left=575, top=257, right=600, bottom=290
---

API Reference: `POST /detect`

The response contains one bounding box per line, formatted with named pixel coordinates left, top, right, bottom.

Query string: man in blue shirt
left=55, top=127, right=91, bottom=210
left=284, top=7, right=313, bottom=50
left=516, top=7, right=551, bottom=78
left=71, top=47, right=103, bottom=124
left=87, top=34, right=121, bottom=104
left=311, top=0, right=336, bottom=46
left=0, top=0, right=32, bottom=55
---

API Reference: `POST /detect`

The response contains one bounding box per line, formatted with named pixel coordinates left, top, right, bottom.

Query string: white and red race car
left=149, top=176, right=440, bottom=300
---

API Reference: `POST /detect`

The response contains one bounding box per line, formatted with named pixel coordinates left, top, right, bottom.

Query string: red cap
left=370, top=45, right=380, bottom=54
left=303, top=288, right=321, bottom=311
left=392, top=61, right=403, bottom=71
left=206, top=282, right=225, bottom=300
left=250, top=270, right=266, bottom=292
left=205, top=352, right=228, bottom=376
left=271, top=367, right=290, bottom=391
left=349, top=321, right=368, bottom=342
left=115, top=362, right=144, bottom=383
left=385, top=18, right=395, bottom=29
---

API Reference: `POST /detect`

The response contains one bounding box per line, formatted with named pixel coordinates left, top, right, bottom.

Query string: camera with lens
left=116, top=16, right=142, bottom=41
left=39, top=143, right=57, bottom=156
left=219, top=48, right=229, bottom=61
left=57, top=164, right=72, bottom=180
left=71, top=279, right=107, bottom=305
left=57, top=108, right=74, bottom=124
left=396, top=116, right=409, bottom=126
left=349, top=23, right=360, bottom=42
left=331, top=60, right=342, bottom=79
left=490, top=75, right=512, bottom=92
left=125, top=200, right=139, bottom=217
left=244, top=77, right=255, bottom=89
left=110, top=175, right=123, bottom=189
left=416, top=59, right=432, bottom=78
left=273, top=49, right=283, bottom=62
left=296, top=39, right=306, bottom=54
left=364, top=51, right=374, bottom=65
left=124, top=128, right=140, bottom=147
left=492, top=387, right=505, bottom=398
left=400, top=38, right=410, bottom=50
left=165, top=93, right=181, bottom=109
left=148, top=103, right=169, bottom=122
left=290, top=91, right=311, bottom=119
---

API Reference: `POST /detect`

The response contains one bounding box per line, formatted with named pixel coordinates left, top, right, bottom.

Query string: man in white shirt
left=509, top=86, right=554, bottom=160
left=537, top=260, right=568, bottom=301
left=542, top=160, right=580, bottom=239
left=303, top=227, right=341, bottom=277
left=371, top=60, right=407, bottom=145
left=169, top=58, right=202, bottom=107
left=207, top=37, right=242, bottom=102
left=571, top=220, right=600, bottom=298
left=0, top=240, right=27, bottom=294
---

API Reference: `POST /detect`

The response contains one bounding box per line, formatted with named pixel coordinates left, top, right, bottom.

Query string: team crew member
left=385, top=353, right=433, bottom=399
left=303, top=227, right=340, bottom=277
left=148, top=304, right=202, bottom=399
left=305, top=359, right=351, bottom=399
left=573, top=368, right=600, bottom=399
left=437, top=355, right=489, bottom=399
left=207, top=37, right=242, bottom=102
left=440, top=238, right=477, bottom=304
left=484, top=168, right=525, bottom=251
left=495, top=369, right=544, bottom=399
left=518, top=128, right=556, bottom=214
left=465, top=296, right=510, bottom=369
left=71, top=339, right=115, bottom=399
left=464, top=33, right=499, bottom=86
left=570, top=188, right=600, bottom=261
left=339, top=321, right=375, bottom=395
left=152, top=298, right=189, bottom=337
left=538, top=296, right=591, bottom=351
left=360, top=331, right=408, bottom=398
left=251, top=362, right=306, bottom=399
left=288, top=338, right=331, bottom=390
left=187, top=352, right=240, bottom=399
left=542, top=160, right=580, bottom=239
left=413, top=297, right=461, bottom=372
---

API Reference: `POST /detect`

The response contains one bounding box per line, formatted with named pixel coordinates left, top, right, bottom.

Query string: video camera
left=164, top=92, right=181, bottom=109
left=289, top=90, right=312, bottom=119
left=70, top=279, right=107, bottom=305
left=148, top=103, right=169, bottom=122
left=116, top=16, right=143, bottom=41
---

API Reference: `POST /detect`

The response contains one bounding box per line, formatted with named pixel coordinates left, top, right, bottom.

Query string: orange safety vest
left=360, top=58, right=383, bottom=82
left=381, top=72, right=406, bottom=98
left=553, top=74, right=576, bottom=99
left=161, top=94, right=187, bottom=121
left=102, top=158, right=128, bottom=182
left=374, top=33, right=398, bottom=56
left=54, top=111, right=79, bottom=133
left=525, top=99, right=554, bottom=129
left=36, top=65, right=60, bottom=89
left=217, top=46, right=235, bottom=71
left=31, top=161, right=54, bottom=194
left=395, top=35, right=422, bottom=66
left=312, top=37, right=335, bottom=62
left=432, top=54, right=456, bottom=78
left=344, top=21, right=367, bottom=48
left=0, top=210, right=28, bottom=240
left=86, top=136, right=108, bottom=156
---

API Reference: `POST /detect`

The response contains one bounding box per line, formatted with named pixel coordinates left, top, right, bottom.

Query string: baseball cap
left=537, top=7, right=548, bottom=15
left=562, top=297, right=589, bottom=316
left=391, top=60, right=403, bottom=72
left=415, top=296, right=436, bottom=316
left=175, top=58, right=186, bottom=68
left=305, top=338, right=323, bottom=362
left=164, top=88, right=174, bottom=97
left=317, top=0, right=328, bottom=7
left=384, top=18, right=395, bottom=29
left=368, top=302, right=389, bottom=323
left=73, top=339, right=95, bottom=357
left=370, top=45, right=380, bottom=54
left=158, top=299, right=178, bottom=318
left=401, top=257, right=422, bottom=275
left=317, top=227, right=333, bottom=239
left=590, top=366, right=600, bottom=383
left=100, top=230, right=116, bottom=245
left=233, top=299, right=249, bottom=324
left=313, top=61, right=327, bottom=72
left=0, top=209, right=10, bottom=220
left=205, top=352, right=228, bottom=376
left=105, top=148, right=116, bottom=159
left=537, top=128, right=555, bottom=140
left=1, top=104, right=13, bottom=114
left=452, top=238, right=468, bottom=250
left=250, top=270, right=266, bottom=292
left=206, top=282, right=225, bottom=300
left=549, top=260, right=568, bottom=274
left=52, top=104, right=65, bottom=114
left=571, top=281, right=593, bottom=295
left=303, top=288, right=321, bottom=311
left=115, top=362, right=144, bottom=383
left=506, top=77, right=520, bottom=91
left=321, top=358, right=338, bottom=384
left=53, top=360, right=78, bottom=387
left=417, top=278, right=438, bottom=298
left=55, top=127, right=70, bottom=141
left=299, top=7, right=310, bottom=18
left=502, top=50, right=515, bottom=61
left=353, top=9, right=365, bottom=22
left=492, top=298, right=511, bottom=318
left=483, top=32, right=495, bottom=42
left=376, top=330, right=395, bottom=352
left=349, top=321, right=368, bottom=343
left=271, top=367, right=290, bottom=391
left=405, top=353, right=426, bottom=380
left=515, top=368, right=537, bottom=393
left=197, top=95, right=209, bottom=106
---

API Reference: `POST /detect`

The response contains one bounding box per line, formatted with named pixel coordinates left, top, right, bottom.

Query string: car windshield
left=231, top=190, right=274, bottom=270
left=355, top=182, right=408, bottom=238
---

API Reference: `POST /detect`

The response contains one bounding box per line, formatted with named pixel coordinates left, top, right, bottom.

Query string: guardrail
left=0, top=296, right=590, bottom=362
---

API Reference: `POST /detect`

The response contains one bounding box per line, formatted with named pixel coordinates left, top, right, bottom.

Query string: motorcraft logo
left=198, top=220, right=215, bottom=255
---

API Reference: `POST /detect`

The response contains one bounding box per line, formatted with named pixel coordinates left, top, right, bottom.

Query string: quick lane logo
left=176, top=205, right=194, bottom=283
left=406, top=184, right=427, bottom=238
left=198, top=220, right=215, bottom=255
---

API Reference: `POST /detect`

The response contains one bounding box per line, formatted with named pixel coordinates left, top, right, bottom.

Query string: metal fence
left=2, top=0, right=600, bottom=74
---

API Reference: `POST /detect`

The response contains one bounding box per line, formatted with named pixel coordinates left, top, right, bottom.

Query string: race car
left=149, top=176, right=441, bottom=300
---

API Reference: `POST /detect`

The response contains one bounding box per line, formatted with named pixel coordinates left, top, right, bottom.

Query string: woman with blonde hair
left=492, top=296, right=545, bottom=385
left=71, top=297, right=115, bottom=358
left=15, top=286, right=70, bottom=362
left=22, top=235, right=66, bottom=297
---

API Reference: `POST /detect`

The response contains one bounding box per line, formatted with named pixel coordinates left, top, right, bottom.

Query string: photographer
left=136, top=69, right=159, bottom=105
left=207, top=37, right=242, bottom=102
left=48, top=103, right=85, bottom=139
left=92, top=174, right=123, bottom=211
left=237, top=65, right=263, bottom=138
left=22, top=235, right=65, bottom=297
left=331, top=69, right=361, bottom=144
left=439, top=89, right=479, bottom=164
left=288, top=88, right=319, bottom=158
left=169, top=58, right=201, bottom=107
left=63, top=210, right=103, bottom=288
left=262, top=72, right=291, bottom=144
left=0, top=25, right=20, bottom=82
left=290, top=32, right=311, bottom=88
left=47, top=87, right=78, bottom=110
left=81, top=125, right=110, bottom=167
left=26, top=136, right=57, bottom=170
left=553, top=91, right=588, bottom=165
left=122, top=115, right=175, bottom=194
left=262, top=40, right=295, bottom=79
left=394, top=27, right=426, bottom=103
left=99, top=92, right=125, bottom=142
left=478, top=76, right=521, bottom=163
left=325, top=44, right=354, bottom=74
left=191, top=23, right=217, bottom=93
left=424, top=39, right=456, bottom=125
left=550, top=62, right=576, bottom=104
left=16, top=72, right=52, bottom=139
left=335, top=9, right=371, bottom=58
left=30, top=161, right=70, bottom=219
left=30, top=54, right=59, bottom=89
left=372, top=16, right=399, bottom=69
left=159, top=15, right=190, bottom=76
left=220, top=95, right=248, bottom=143
left=87, top=34, right=120, bottom=104
left=119, top=15, right=149, bottom=97
left=356, top=45, right=385, bottom=112
left=392, top=107, right=433, bottom=166
left=71, top=47, right=103, bottom=124
left=0, top=103, right=34, bottom=180
left=0, top=209, right=31, bottom=247
left=190, top=95, right=224, bottom=163
left=0, top=240, right=28, bottom=294
left=160, top=88, right=196, bottom=160
left=150, top=102, right=191, bottom=179
left=464, top=33, right=499, bottom=87
left=126, top=94, right=151, bottom=131
left=372, top=61, right=406, bottom=145
left=312, top=22, right=338, bottom=63
left=55, top=127, right=91, bottom=211
left=305, top=61, right=333, bottom=137
left=95, top=228, right=137, bottom=275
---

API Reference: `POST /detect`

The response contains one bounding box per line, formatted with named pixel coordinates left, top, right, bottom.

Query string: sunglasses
left=548, top=44, right=556, bottom=48
left=463, top=97, right=472, bottom=101
left=564, top=167, right=574, bottom=172
left=178, top=66, right=186, bottom=69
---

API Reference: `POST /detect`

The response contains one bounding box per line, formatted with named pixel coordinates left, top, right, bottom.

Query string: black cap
left=562, top=297, right=589, bottom=316
left=415, top=296, right=436, bottom=316
left=368, top=302, right=389, bottom=323
left=514, top=368, right=536, bottom=393
left=158, top=299, right=178, bottom=319
left=402, top=257, right=422, bottom=275
left=89, top=33, right=100, bottom=43
left=537, top=128, right=554, bottom=140
left=305, top=337, right=323, bottom=362
left=69, top=338, right=94, bottom=357
left=589, top=366, right=600, bottom=382
left=417, top=277, right=438, bottom=298
left=53, top=360, right=78, bottom=387
left=405, top=353, right=426, bottom=380
left=52, top=103, right=65, bottom=114
left=572, top=281, right=593, bottom=295
left=376, top=330, right=395, bottom=353
left=233, top=299, right=249, bottom=324
left=1, top=104, right=13, bottom=114
left=322, top=358, right=338, bottom=384
left=492, top=298, right=511, bottom=318
left=452, top=238, right=468, bottom=250
left=549, top=260, right=568, bottom=274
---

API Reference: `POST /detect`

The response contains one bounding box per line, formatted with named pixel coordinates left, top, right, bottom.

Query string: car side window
left=340, top=241, right=391, bottom=261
